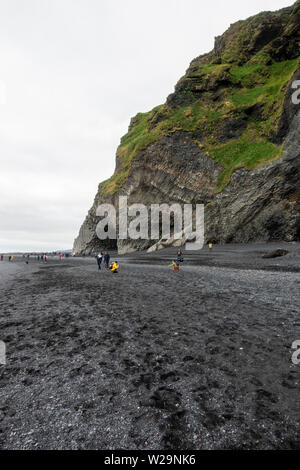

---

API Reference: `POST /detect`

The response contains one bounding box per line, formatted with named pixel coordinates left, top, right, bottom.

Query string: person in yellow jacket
left=110, top=261, right=119, bottom=273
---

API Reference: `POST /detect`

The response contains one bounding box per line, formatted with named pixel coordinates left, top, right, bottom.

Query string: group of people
left=0, top=254, right=14, bottom=261
left=96, top=252, right=119, bottom=273
left=0, top=252, right=69, bottom=264
left=96, top=244, right=210, bottom=274
left=36, top=254, right=48, bottom=262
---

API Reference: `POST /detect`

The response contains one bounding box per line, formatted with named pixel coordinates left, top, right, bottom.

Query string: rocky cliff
left=73, top=1, right=300, bottom=255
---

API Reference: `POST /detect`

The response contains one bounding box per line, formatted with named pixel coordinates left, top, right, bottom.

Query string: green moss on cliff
left=208, top=131, right=283, bottom=192
left=102, top=5, right=300, bottom=195
left=230, top=59, right=298, bottom=105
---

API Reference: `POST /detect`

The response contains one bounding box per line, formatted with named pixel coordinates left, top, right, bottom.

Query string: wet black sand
left=0, top=243, right=300, bottom=450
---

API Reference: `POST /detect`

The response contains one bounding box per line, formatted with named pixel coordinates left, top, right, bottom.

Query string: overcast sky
left=0, top=0, right=293, bottom=252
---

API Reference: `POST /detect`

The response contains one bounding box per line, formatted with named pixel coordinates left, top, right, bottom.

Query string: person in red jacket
left=170, top=260, right=180, bottom=271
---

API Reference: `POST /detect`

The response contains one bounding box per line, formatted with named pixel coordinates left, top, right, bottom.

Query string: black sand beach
left=0, top=243, right=300, bottom=450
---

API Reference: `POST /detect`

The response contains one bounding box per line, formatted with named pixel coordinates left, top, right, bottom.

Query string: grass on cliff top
left=102, top=55, right=299, bottom=195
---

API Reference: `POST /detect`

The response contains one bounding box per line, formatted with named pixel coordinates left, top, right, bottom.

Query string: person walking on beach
left=177, top=248, right=184, bottom=263
left=0, top=254, right=3, bottom=261
left=104, top=251, right=110, bottom=269
left=59, top=253, right=63, bottom=260
left=96, top=252, right=103, bottom=270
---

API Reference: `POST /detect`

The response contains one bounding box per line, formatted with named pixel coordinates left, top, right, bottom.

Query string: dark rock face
left=274, top=66, right=300, bottom=143
left=73, top=2, right=300, bottom=255
left=205, top=111, right=300, bottom=245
